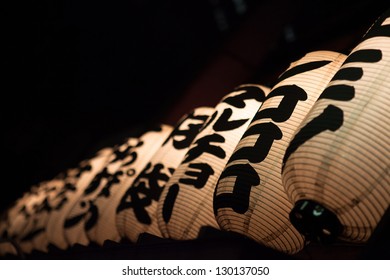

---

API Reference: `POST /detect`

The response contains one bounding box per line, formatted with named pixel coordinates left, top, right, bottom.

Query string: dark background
left=2, top=0, right=389, bottom=213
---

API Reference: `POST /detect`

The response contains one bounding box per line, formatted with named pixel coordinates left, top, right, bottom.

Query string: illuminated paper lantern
left=157, top=84, right=270, bottom=240
left=116, top=107, right=214, bottom=242
left=6, top=178, right=65, bottom=253
left=214, top=51, right=346, bottom=254
left=2, top=190, right=33, bottom=243
left=5, top=182, right=54, bottom=242
left=44, top=147, right=113, bottom=250
left=63, top=137, right=140, bottom=247
left=23, top=178, right=76, bottom=252
left=19, top=164, right=101, bottom=253
left=282, top=10, right=390, bottom=243
left=86, top=124, right=173, bottom=245
left=15, top=166, right=102, bottom=253
left=3, top=182, right=53, bottom=254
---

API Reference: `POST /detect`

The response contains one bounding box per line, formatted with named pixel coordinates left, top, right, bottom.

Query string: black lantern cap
left=290, top=200, right=343, bottom=244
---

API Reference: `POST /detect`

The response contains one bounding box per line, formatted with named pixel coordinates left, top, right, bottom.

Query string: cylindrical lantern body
left=282, top=10, right=390, bottom=243
left=157, top=85, right=270, bottom=240
left=5, top=182, right=55, bottom=243
left=3, top=190, right=35, bottom=244
left=116, top=107, right=214, bottom=242
left=20, top=163, right=105, bottom=253
left=25, top=153, right=111, bottom=252
left=8, top=178, right=66, bottom=253
left=44, top=147, right=113, bottom=250
left=64, top=138, right=139, bottom=247
left=86, top=125, right=173, bottom=245
left=214, top=51, right=346, bottom=254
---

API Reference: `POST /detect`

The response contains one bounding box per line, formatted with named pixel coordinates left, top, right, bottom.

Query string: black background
left=2, top=0, right=389, bottom=212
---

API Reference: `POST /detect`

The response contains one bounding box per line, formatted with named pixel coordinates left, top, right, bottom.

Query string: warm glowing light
left=116, top=107, right=214, bottom=242
left=86, top=125, right=173, bottom=245
left=214, top=51, right=346, bottom=254
left=157, top=84, right=270, bottom=240
left=282, top=10, right=390, bottom=243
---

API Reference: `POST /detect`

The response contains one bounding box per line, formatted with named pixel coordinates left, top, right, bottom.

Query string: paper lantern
left=116, top=107, right=214, bottom=242
left=214, top=51, right=346, bottom=254
left=85, top=124, right=173, bottom=245
left=2, top=190, right=33, bottom=243
left=63, top=137, right=140, bottom=247
left=44, top=147, right=113, bottom=250
left=282, top=10, right=390, bottom=243
left=6, top=178, right=65, bottom=253
left=3, top=181, right=53, bottom=254
left=20, top=160, right=105, bottom=252
left=4, top=182, right=53, bottom=242
left=26, top=176, right=86, bottom=252
left=157, top=84, right=270, bottom=240
left=18, top=164, right=104, bottom=252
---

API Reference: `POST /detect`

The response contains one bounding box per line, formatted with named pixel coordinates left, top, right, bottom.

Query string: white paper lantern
left=6, top=178, right=65, bottom=253
left=282, top=10, right=390, bottom=243
left=157, top=84, right=270, bottom=240
left=23, top=165, right=100, bottom=253
left=115, top=107, right=214, bottom=242
left=214, top=51, right=346, bottom=254
left=28, top=176, right=85, bottom=252
left=5, top=182, right=54, bottom=243
left=44, top=147, right=113, bottom=250
left=63, top=138, right=139, bottom=247
left=3, top=191, right=33, bottom=243
left=85, top=124, right=173, bottom=245
left=3, top=182, right=49, bottom=254
left=18, top=166, right=103, bottom=253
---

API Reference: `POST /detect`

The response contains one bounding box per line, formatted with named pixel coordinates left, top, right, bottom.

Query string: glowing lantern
left=5, top=184, right=49, bottom=243
left=157, top=84, right=270, bottom=240
left=86, top=124, right=173, bottom=245
left=116, top=107, right=214, bottom=242
left=15, top=160, right=109, bottom=253
left=16, top=159, right=108, bottom=253
left=214, top=51, right=346, bottom=254
left=63, top=137, right=140, bottom=247
left=2, top=191, right=33, bottom=244
left=24, top=178, right=76, bottom=252
left=6, top=178, right=65, bottom=253
left=282, top=10, right=390, bottom=243
left=44, top=147, right=113, bottom=250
